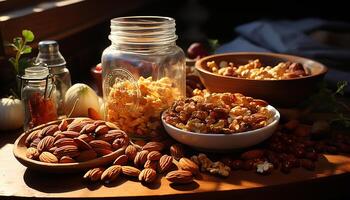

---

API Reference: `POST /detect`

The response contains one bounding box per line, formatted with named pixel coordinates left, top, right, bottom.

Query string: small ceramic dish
left=13, top=119, right=127, bottom=173
left=195, top=52, right=327, bottom=107
left=162, top=105, right=280, bottom=152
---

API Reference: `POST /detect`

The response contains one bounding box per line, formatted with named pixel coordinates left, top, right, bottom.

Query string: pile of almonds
left=83, top=141, right=200, bottom=185
left=25, top=118, right=129, bottom=163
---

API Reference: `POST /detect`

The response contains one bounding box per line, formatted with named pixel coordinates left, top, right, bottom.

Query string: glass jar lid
left=36, top=40, right=66, bottom=67
left=23, top=65, right=49, bottom=80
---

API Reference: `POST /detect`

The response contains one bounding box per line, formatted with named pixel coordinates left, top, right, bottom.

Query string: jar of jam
left=19, top=64, right=58, bottom=130
left=101, top=16, right=186, bottom=139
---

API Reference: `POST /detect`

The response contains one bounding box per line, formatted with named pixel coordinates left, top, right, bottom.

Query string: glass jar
left=102, top=16, right=186, bottom=139
left=19, top=65, right=58, bottom=130
left=35, top=40, right=71, bottom=116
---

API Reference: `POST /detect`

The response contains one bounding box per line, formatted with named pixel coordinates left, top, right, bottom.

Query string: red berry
left=95, top=63, right=102, bottom=71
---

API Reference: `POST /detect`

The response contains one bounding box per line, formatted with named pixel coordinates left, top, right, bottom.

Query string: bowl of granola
left=195, top=52, right=327, bottom=107
left=161, top=90, right=280, bottom=151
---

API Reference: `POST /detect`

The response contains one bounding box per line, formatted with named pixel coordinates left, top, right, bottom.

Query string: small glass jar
left=102, top=16, right=186, bottom=139
left=19, top=65, right=58, bottom=130
left=35, top=40, right=71, bottom=115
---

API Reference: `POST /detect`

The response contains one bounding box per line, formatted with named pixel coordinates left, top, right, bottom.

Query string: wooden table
left=1, top=130, right=350, bottom=200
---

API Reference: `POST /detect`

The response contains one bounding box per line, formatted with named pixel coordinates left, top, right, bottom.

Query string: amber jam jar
left=101, top=16, right=186, bottom=139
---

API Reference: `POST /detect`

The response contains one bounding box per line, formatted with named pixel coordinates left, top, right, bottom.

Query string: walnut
left=191, top=153, right=231, bottom=177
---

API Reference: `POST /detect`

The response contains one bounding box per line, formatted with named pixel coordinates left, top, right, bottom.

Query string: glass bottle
left=101, top=16, right=186, bottom=139
left=35, top=40, right=71, bottom=115
left=20, top=64, right=58, bottom=130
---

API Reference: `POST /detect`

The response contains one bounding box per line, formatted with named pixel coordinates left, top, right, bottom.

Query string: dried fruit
left=101, top=165, right=122, bottom=183
left=158, top=155, right=173, bottom=173
left=134, top=150, right=149, bottom=168
left=301, top=159, right=315, bottom=171
left=37, top=136, right=55, bottom=152
left=54, top=145, right=80, bottom=158
left=241, top=149, right=265, bottom=160
left=147, top=151, right=162, bottom=161
left=113, top=154, right=128, bottom=165
left=142, top=141, right=164, bottom=152
left=125, top=145, right=138, bottom=161
left=60, top=156, right=75, bottom=163
left=178, top=158, right=199, bottom=174
left=166, top=170, right=193, bottom=184
left=84, top=167, right=105, bottom=182
left=39, top=151, right=58, bottom=163
left=139, top=168, right=157, bottom=183
left=76, top=149, right=97, bottom=162
left=170, top=144, right=184, bottom=160
left=26, top=147, right=39, bottom=159
left=122, top=166, right=141, bottom=177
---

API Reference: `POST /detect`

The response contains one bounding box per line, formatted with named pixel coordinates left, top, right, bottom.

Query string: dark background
left=1, top=0, right=350, bottom=96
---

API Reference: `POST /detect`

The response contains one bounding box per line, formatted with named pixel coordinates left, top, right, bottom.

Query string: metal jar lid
left=35, top=40, right=66, bottom=67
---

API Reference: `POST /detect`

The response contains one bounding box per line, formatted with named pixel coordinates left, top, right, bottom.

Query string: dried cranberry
left=242, top=160, right=255, bottom=171
left=301, top=159, right=315, bottom=171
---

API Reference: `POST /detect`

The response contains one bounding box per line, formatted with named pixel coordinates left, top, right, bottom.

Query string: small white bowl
left=161, top=105, right=280, bottom=152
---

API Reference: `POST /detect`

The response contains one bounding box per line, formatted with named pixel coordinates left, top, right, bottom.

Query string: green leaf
left=13, top=37, right=23, bottom=48
left=208, top=39, right=220, bottom=53
left=22, top=30, right=34, bottom=42
left=21, top=45, right=32, bottom=54
left=335, top=81, right=348, bottom=96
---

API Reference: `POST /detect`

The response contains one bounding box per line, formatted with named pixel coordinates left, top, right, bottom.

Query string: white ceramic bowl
left=162, top=105, right=280, bottom=152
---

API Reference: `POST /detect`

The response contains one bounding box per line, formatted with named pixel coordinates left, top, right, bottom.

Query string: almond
left=54, top=145, right=80, bottom=158
left=241, top=149, right=265, bottom=160
left=93, top=148, right=113, bottom=156
left=93, top=120, right=105, bottom=126
left=97, top=130, right=125, bottom=143
left=166, top=170, right=193, bottom=184
left=53, top=133, right=65, bottom=141
left=80, top=124, right=98, bottom=134
left=60, top=156, right=75, bottom=163
left=25, top=130, right=42, bottom=146
left=147, top=151, right=162, bottom=161
left=26, top=147, right=39, bottom=159
left=113, top=155, right=128, bottom=165
left=95, top=125, right=109, bottom=135
left=39, top=151, right=58, bottom=163
left=139, top=168, right=157, bottom=183
left=54, top=138, right=76, bottom=148
left=37, top=136, right=55, bottom=152
left=30, top=138, right=41, bottom=148
left=125, top=145, right=138, bottom=161
left=49, top=146, right=57, bottom=153
left=61, top=131, right=80, bottom=138
left=112, top=138, right=128, bottom=150
left=101, top=165, right=122, bottom=183
left=134, top=150, right=149, bottom=168
left=144, top=160, right=158, bottom=170
left=76, top=149, right=97, bottom=162
left=122, top=166, right=141, bottom=177
left=58, top=119, right=68, bottom=131
left=74, top=138, right=92, bottom=150
left=45, top=125, right=59, bottom=136
left=170, top=144, right=184, bottom=160
left=178, top=158, right=199, bottom=174
left=40, top=126, right=52, bottom=136
left=67, top=122, right=87, bottom=132
left=83, top=167, right=105, bottom=182
left=105, top=121, right=120, bottom=130
left=142, top=142, right=164, bottom=152
left=89, top=140, right=112, bottom=150
left=158, top=155, right=174, bottom=173
left=78, top=134, right=95, bottom=143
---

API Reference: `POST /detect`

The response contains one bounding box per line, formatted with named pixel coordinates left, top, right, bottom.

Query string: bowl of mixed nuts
left=13, top=118, right=129, bottom=173
left=162, top=90, right=280, bottom=151
left=195, top=52, right=327, bottom=107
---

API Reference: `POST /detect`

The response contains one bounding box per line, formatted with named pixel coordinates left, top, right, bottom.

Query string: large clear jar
left=35, top=40, right=71, bottom=116
left=102, top=16, right=186, bottom=139
left=20, top=65, right=58, bottom=130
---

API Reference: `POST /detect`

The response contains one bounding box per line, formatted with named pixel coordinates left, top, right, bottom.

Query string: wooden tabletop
left=1, top=129, right=350, bottom=200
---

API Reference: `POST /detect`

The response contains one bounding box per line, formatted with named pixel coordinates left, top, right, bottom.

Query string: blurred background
left=1, top=0, right=350, bottom=96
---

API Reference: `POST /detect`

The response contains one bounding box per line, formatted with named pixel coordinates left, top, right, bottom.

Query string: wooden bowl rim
left=13, top=118, right=127, bottom=171
left=195, top=52, right=328, bottom=82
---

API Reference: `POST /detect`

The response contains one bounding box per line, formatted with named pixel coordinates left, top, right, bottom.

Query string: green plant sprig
left=8, top=30, right=35, bottom=75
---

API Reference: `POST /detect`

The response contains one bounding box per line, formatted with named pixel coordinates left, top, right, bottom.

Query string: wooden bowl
left=195, top=52, right=328, bottom=107
left=13, top=119, right=127, bottom=173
